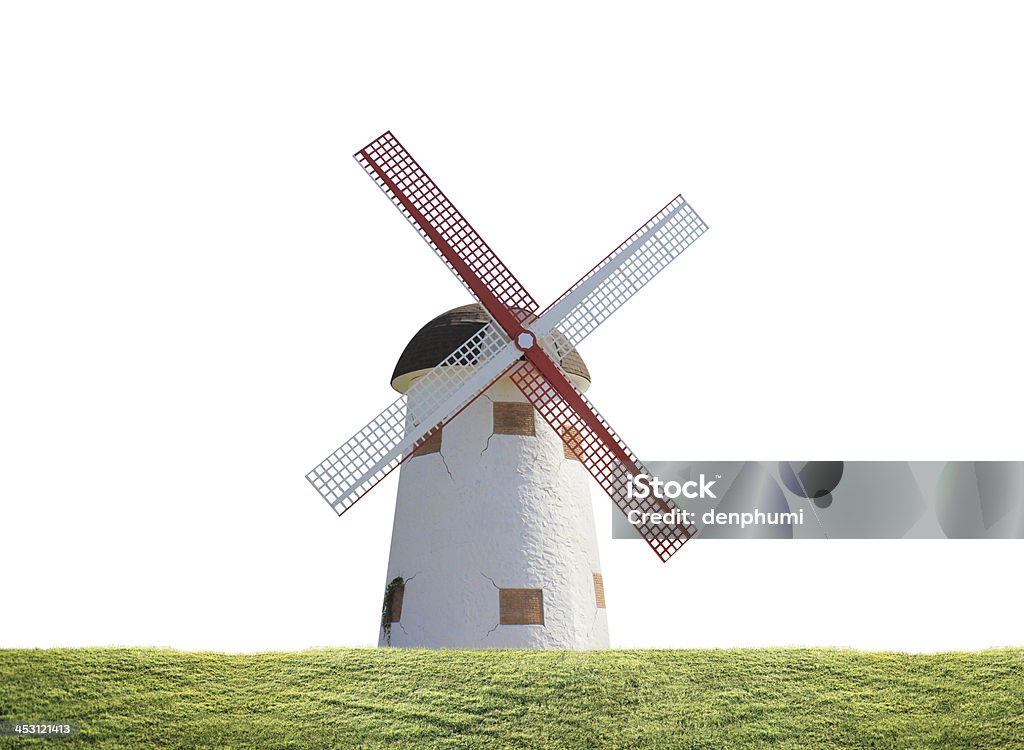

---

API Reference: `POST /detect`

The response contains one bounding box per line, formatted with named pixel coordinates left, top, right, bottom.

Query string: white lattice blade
left=532, top=196, right=707, bottom=360
left=306, top=322, right=519, bottom=514
left=306, top=394, right=410, bottom=514
left=403, top=323, right=517, bottom=431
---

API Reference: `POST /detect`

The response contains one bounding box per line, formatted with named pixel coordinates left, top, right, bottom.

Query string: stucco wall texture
left=380, top=378, right=610, bottom=649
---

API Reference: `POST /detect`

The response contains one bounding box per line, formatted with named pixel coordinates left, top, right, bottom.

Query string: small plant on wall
left=381, top=576, right=405, bottom=646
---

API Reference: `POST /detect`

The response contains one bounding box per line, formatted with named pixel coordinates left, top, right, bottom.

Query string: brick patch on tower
left=499, top=588, right=544, bottom=625
left=493, top=402, right=535, bottom=436
left=593, top=573, right=606, bottom=609
left=414, top=427, right=442, bottom=456
left=562, top=425, right=582, bottom=460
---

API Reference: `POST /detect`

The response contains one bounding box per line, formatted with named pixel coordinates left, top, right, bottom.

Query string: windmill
left=308, top=131, right=707, bottom=648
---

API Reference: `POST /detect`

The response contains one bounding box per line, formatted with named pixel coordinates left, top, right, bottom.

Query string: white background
left=2, top=2, right=1022, bottom=652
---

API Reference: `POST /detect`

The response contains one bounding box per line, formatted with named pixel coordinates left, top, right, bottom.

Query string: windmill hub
left=516, top=331, right=535, bottom=351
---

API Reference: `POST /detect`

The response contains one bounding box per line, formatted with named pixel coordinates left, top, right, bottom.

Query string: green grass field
left=1, top=648, right=1022, bottom=749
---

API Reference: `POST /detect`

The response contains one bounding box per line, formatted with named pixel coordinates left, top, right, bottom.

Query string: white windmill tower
left=384, top=304, right=605, bottom=648
left=307, top=132, right=708, bottom=649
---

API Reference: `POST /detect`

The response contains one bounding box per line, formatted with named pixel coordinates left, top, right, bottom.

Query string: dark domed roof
left=391, top=304, right=591, bottom=393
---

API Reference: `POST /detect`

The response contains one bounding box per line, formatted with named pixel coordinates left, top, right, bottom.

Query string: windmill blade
left=532, top=195, right=707, bottom=362
left=356, top=131, right=537, bottom=325
left=307, top=322, right=520, bottom=515
left=510, top=359, right=696, bottom=563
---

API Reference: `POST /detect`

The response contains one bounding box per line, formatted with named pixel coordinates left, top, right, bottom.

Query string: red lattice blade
left=510, top=360, right=696, bottom=563
left=356, top=131, right=537, bottom=328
